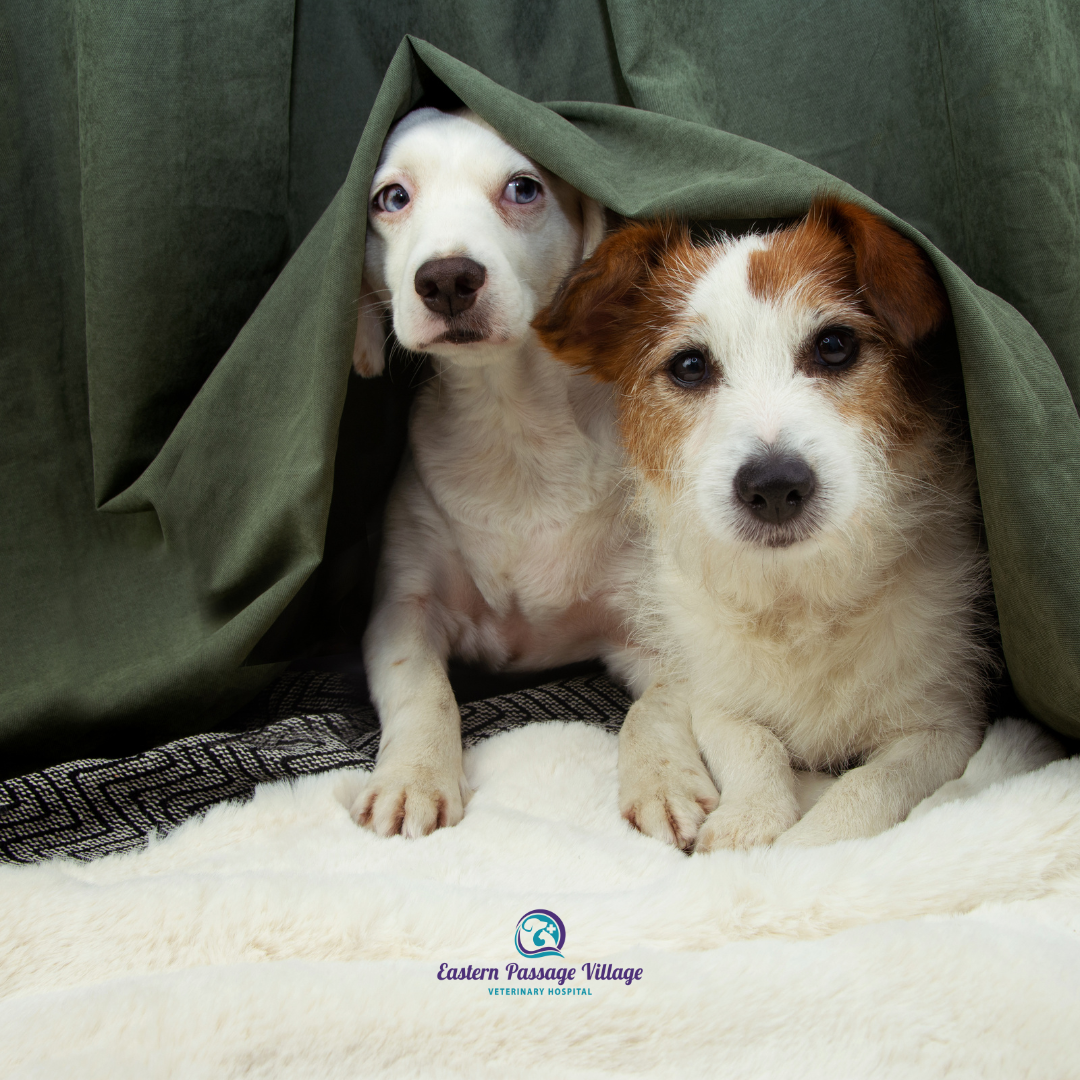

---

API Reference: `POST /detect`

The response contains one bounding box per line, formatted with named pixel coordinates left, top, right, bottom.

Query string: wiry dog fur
left=535, top=197, right=992, bottom=850
left=350, top=109, right=647, bottom=838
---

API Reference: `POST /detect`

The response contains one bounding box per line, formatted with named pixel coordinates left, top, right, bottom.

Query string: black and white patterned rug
left=0, top=671, right=631, bottom=864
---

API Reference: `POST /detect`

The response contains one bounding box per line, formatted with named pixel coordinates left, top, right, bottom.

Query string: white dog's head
left=353, top=108, right=606, bottom=374
left=535, top=199, right=953, bottom=577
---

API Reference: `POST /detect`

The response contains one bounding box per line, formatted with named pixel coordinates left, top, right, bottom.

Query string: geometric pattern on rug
left=0, top=671, right=630, bottom=865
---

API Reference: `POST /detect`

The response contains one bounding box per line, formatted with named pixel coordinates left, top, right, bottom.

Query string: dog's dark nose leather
left=414, top=257, right=487, bottom=318
left=735, top=452, right=817, bottom=525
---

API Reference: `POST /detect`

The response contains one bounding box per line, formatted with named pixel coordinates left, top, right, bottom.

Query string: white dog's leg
left=775, top=724, right=982, bottom=847
left=908, top=718, right=1064, bottom=821
left=351, top=597, right=469, bottom=838
left=692, top=708, right=800, bottom=852
left=618, top=673, right=719, bottom=851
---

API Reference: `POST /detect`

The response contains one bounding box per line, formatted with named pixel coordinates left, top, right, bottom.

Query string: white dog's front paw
left=621, top=760, right=720, bottom=851
left=351, top=762, right=468, bottom=838
left=694, top=794, right=800, bottom=853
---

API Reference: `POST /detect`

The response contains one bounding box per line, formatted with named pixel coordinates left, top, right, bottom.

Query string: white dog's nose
left=414, top=257, right=487, bottom=318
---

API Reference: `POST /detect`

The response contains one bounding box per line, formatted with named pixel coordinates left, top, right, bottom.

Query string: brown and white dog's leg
left=775, top=723, right=982, bottom=847
left=691, top=708, right=800, bottom=852
left=351, top=597, right=469, bottom=838
left=618, top=673, right=719, bottom=851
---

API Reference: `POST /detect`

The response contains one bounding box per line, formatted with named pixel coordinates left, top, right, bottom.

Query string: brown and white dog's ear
left=534, top=219, right=686, bottom=380
left=811, top=196, right=948, bottom=348
left=352, top=275, right=389, bottom=377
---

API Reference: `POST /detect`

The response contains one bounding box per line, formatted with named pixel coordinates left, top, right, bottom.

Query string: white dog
left=536, top=198, right=991, bottom=851
left=349, top=108, right=647, bottom=838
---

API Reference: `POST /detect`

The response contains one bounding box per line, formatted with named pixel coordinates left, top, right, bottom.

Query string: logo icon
left=515, top=909, right=566, bottom=959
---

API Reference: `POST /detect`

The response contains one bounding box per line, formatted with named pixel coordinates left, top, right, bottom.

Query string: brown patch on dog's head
left=749, top=196, right=948, bottom=349
left=751, top=196, right=952, bottom=458
left=747, top=212, right=857, bottom=313
left=534, top=220, right=720, bottom=485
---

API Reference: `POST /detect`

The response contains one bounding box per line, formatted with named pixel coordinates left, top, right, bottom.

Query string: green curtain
left=2, top=3, right=1078, bottom=771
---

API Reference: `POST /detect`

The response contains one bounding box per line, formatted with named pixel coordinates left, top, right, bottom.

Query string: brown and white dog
left=350, top=109, right=648, bottom=838
left=535, top=197, right=991, bottom=851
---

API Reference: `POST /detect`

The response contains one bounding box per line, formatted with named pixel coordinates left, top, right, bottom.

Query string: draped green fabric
left=3, top=3, right=1078, bottom=771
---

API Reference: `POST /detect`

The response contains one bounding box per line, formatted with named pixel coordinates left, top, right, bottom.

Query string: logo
left=514, top=909, right=566, bottom=959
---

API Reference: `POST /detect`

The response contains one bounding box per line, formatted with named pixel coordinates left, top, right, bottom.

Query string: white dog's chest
left=403, top=490, right=633, bottom=670
left=383, top=383, right=635, bottom=671
left=461, top=521, right=591, bottom=599
left=414, top=378, right=628, bottom=603
left=453, top=571, right=631, bottom=670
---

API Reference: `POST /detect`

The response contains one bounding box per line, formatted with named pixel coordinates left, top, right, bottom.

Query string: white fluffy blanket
left=1, top=718, right=1078, bottom=1079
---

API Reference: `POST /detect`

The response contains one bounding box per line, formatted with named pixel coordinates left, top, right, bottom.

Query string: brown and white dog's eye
left=373, top=184, right=410, bottom=213
left=503, top=176, right=543, bottom=204
left=814, top=327, right=859, bottom=369
left=667, top=349, right=713, bottom=388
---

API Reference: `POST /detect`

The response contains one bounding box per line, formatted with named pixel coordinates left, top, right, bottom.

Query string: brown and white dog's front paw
left=771, top=814, right=844, bottom=848
left=351, top=762, right=469, bottom=838
left=773, top=778, right=898, bottom=848
left=620, top=758, right=719, bottom=851
left=694, top=793, right=800, bottom=853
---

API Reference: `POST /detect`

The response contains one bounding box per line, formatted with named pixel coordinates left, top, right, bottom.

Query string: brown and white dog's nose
left=735, top=452, right=817, bottom=525
left=414, top=257, right=486, bottom=318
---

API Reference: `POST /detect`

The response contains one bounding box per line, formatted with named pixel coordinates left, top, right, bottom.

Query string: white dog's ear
left=580, top=196, right=607, bottom=260
left=352, top=276, right=388, bottom=377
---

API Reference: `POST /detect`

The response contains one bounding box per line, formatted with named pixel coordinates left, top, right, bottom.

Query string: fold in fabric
left=1, top=11, right=1077, bottom=759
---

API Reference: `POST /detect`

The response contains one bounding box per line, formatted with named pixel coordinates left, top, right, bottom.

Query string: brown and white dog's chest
left=662, top=552, right=970, bottom=769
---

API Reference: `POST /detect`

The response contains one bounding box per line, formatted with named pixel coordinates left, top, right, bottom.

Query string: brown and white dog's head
left=353, top=108, right=606, bottom=375
left=534, top=197, right=952, bottom=562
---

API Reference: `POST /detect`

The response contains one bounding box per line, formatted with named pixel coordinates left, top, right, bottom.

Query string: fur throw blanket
left=1, top=718, right=1077, bottom=1078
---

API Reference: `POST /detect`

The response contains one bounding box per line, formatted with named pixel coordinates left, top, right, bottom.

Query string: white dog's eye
left=667, top=349, right=713, bottom=388
left=503, top=176, right=542, bottom=204
left=373, top=184, right=410, bottom=213
left=814, top=327, right=858, bottom=368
